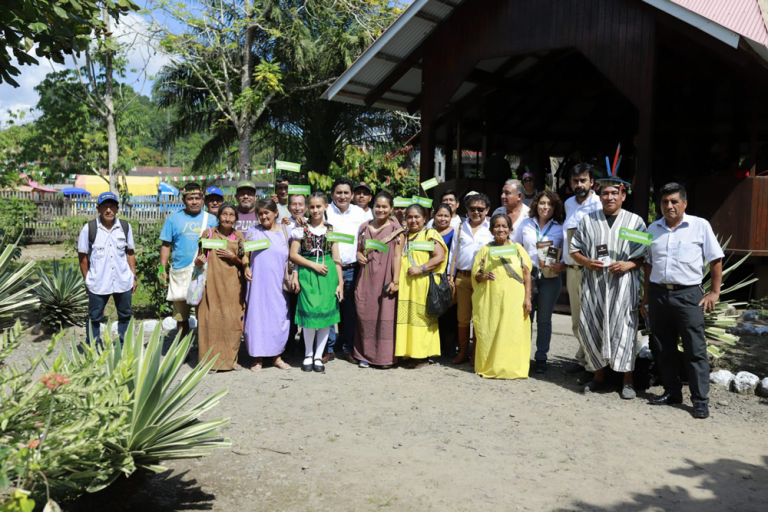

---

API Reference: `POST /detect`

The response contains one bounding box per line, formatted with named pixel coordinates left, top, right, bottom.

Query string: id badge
left=596, top=244, right=611, bottom=267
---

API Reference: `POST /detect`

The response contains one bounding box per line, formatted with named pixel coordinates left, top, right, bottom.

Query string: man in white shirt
left=426, top=189, right=462, bottom=230
left=561, top=163, right=602, bottom=375
left=448, top=193, right=494, bottom=364
left=77, top=192, right=137, bottom=345
left=324, top=177, right=368, bottom=362
left=353, top=182, right=374, bottom=221
left=274, top=177, right=291, bottom=222
left=641, top=183, right=723, bottom=419
left=492, top=179, right=530, bottom=234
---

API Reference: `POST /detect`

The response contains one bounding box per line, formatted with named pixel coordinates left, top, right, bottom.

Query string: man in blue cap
left=205, top=186, right=224, bottom=216
left=77, top=192, right=136, bottom=344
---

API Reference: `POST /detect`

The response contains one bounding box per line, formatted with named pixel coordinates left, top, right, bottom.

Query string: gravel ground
left=8, top=315, right=768, bottom=512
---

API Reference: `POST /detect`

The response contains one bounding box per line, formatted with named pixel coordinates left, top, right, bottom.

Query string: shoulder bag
left=186, top=225, right=211, bottom=306
left=281, top=226, right=296, bottom=293
left=409, top=229, right=451, bottom=318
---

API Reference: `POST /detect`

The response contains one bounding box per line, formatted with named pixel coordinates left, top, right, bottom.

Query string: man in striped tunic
left=569, top=177, right=648, bottom=399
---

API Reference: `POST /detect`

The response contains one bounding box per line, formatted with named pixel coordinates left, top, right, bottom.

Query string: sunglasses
left=468, top=206, right=486, bottom=213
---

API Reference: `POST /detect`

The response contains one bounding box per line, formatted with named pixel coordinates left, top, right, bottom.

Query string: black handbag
left=426, top=272, right=452, bottom=317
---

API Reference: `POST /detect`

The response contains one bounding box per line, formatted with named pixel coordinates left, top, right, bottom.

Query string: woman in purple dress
left=353, top=191, right=405, bottom=368
left=244, top=199, right=293, bottom=371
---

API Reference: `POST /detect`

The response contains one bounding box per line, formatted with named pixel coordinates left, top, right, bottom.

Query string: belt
left=652, top=282, right=699, bottom=291
left=568, top=265, right=582, bottom=270
left=341, top=263, right=358, bottom=270
left=457, top=269, right=472, bottom=276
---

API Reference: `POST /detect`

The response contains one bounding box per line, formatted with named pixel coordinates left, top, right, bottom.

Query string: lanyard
left=534, top=220, right=554, bottom=242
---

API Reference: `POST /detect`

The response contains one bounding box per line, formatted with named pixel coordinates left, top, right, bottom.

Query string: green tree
left=152, top=0, right=402, bottom=174
left=0, top=0, right=138, bottom=87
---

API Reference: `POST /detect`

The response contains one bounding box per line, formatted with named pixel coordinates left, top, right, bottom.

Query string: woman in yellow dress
left=471, top=213, right=533, bottom=379
left=395, top=204, right=447, bottom=368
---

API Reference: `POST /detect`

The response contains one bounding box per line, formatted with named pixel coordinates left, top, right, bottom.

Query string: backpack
left=87, top=218, right=130, bottom=262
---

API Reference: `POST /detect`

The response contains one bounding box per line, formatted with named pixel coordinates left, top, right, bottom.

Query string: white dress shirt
left=492, top=203, right=530, bottom=233
left=647, top=214, right=724, bottom=286
left=77, top=218, right=135, bottom=295
left=324, top=202, right=368, bottom=265
left=362, top=208, right=374, bottom=222
left=562, top=192, right=602, bottom=265
left=512, top=217, right=564, bottom=268
left=448, top=217, right=494, bottom=274
left=426, top=215, right=462, bottom=230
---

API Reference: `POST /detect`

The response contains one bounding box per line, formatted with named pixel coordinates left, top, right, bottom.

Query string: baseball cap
left=522, top=172, right=535, bottom=181
left=97, top=191, right=119, bottom=205
left=354, top=181, right=372, bottom=193
left=205, top=186, right=224, bottom=198
left=236, top=180, right=257, bottom=191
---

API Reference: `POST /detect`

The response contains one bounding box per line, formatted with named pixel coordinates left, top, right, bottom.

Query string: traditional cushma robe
left=570, top=209, right=648, bottom=372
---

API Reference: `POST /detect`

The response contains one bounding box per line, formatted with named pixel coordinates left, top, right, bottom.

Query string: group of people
left=77, top=161, right=724, bottom=419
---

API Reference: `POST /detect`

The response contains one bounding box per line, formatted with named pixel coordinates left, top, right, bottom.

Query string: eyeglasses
left=468, top=207, right=486, bottom=213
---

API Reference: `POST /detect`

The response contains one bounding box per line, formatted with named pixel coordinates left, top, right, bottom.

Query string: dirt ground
left=41, top=314, right=767, bottom=512
left=17, top=243, right=71, bottom=262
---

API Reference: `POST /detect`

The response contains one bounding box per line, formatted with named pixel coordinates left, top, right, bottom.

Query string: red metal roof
left=672, top=0, right=768, bottom=46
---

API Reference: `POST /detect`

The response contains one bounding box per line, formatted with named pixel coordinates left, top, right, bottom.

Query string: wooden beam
left=414, top=11, right=443, bottom=25
left=336, top=91, right=409, bottom=110
left=366, top=48, right=424, bottom=106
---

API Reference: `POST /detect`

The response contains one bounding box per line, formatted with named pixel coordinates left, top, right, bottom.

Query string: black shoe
left=582, top=379, right=604, bottom=393
left=313, top=359, right=325, bottom=373
left=301, top=360, right=313, bottom=372
left=564, top=362, right=586, bottom=374
left=650, top=392, right=683, bottom=406
left=535, top=360, right=547, bottom=374
left=693, top=403, right=709, bottom=419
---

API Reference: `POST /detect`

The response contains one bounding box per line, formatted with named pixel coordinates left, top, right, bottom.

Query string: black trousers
left=648, top=284, right=709, bottom=405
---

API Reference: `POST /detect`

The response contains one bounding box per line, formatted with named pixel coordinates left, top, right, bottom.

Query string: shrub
left=133, top=220, right=170, bottom=318
left=0, top=320, right=230, bottom=508
left=0, top=198, right=37, bottom=244
left=35, top=261, right=88, bottom=332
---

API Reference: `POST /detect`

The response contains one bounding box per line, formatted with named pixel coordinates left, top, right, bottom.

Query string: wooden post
left=456, top=120, right=462, bottom=180
left=634, top=19, right=656, bottom=222
left=750, top=84, right=758, bottom=178
left=420, top=121, right=436, bottom=182
left=445, top=123, right=455, bottom=182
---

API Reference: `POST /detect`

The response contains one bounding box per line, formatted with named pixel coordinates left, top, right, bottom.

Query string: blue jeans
left=531, top=274, right=562, bottom=361
left=86, top=290, right=132, bottom=344
left=328, top=266, right=357, bottom=354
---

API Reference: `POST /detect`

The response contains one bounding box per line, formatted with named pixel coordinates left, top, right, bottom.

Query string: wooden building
left=324, top=0, right=768, bottom=293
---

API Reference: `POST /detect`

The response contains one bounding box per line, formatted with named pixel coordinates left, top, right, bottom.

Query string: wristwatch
left=420, top=264, right=427, bottom=273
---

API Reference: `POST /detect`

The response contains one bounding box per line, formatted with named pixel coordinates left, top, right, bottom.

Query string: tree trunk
left=238, top=125, right=252, bottom=175
left=103, top=5, right=119, bottom=193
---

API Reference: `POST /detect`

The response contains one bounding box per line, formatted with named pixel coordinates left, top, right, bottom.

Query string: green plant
left=0, top=241, right=38, bottom=329
left=34, top=261, right=88, bottom=332
left=0, top=199, right=37, bottom=245
left=0, top=320, right=230, bottom=507
left=315, top=145, right=418, bottom=197
left=133, top=220, right=169, bottom=318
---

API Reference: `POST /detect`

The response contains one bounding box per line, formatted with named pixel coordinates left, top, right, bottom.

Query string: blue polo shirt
left=159, top=210, right=218, bottom=269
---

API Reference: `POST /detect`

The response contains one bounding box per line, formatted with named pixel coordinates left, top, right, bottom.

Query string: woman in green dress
left=289, top=191, right=344, bottom=373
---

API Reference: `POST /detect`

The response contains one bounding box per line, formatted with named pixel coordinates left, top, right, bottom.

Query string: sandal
left=274, top=359, right=291, bottom=370
left=232, top=363, right=243, bottom=372
left=250, top=362, right=262, bottom=372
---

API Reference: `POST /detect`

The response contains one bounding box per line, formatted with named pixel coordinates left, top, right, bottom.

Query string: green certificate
left=409, top=241, right=434, bottom=252
left=489, top=245, right=518, bottom=258
left=244, top=239, right=271, bottom=252
left=365, top=239, right=389, bottom=253
left=288, top=185, right=311, bottom=195
left=200, top=239, right=228, bottom=250
left=393, top=197, right=412, bottom=208
left=421, top=177, right=439, bottom=191
left=412, top=196, right=433, bottom=208
left=618, top=228, right=652, bottom=245
left=327, top=232, right=355, bottom=244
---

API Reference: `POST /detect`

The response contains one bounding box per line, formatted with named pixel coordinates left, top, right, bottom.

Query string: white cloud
left=0, top=12, right=169, bottom=125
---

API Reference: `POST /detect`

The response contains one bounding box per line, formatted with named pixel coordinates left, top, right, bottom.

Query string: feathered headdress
left=595, top=143, right=631, bottom=191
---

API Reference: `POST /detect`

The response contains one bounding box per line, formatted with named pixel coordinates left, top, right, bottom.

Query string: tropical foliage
left=0, top=0, right=139, bottom=87
left=0, top=241, right=38, bottom=329
left=0, top=321, right=230, bottom=508
left=133, top=220, right=170, bottom=318
left=35, top=261, right=89, bottom=332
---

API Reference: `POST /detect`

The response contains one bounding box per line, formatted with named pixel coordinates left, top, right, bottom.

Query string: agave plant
left=35, top=260, right=88, bottom=332
left=0, top=240, right=38, bottom=329
left=0, top=319, right=23, bottom=366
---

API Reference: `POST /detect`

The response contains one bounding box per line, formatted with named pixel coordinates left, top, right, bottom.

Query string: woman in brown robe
left=195, top=203, right=248, bottom=371
left=353, top=192, right=404, bottom=368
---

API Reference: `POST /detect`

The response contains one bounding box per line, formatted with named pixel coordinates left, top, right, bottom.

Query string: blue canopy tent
left=158, top=182, right=179, bottom=196
left=61, top=187, right=91, bottom=197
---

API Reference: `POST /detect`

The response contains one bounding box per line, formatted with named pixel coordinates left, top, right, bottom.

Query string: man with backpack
left=77, top=191, right=136, bottom=344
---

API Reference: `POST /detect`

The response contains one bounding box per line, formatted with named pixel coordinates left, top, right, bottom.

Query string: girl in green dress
left=289, top=192, right=344, bottom=373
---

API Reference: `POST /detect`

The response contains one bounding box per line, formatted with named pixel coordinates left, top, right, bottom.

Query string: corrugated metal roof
left=672, top=0, right=768, bottom=46
left=325, top=0, right=768, bottom=112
